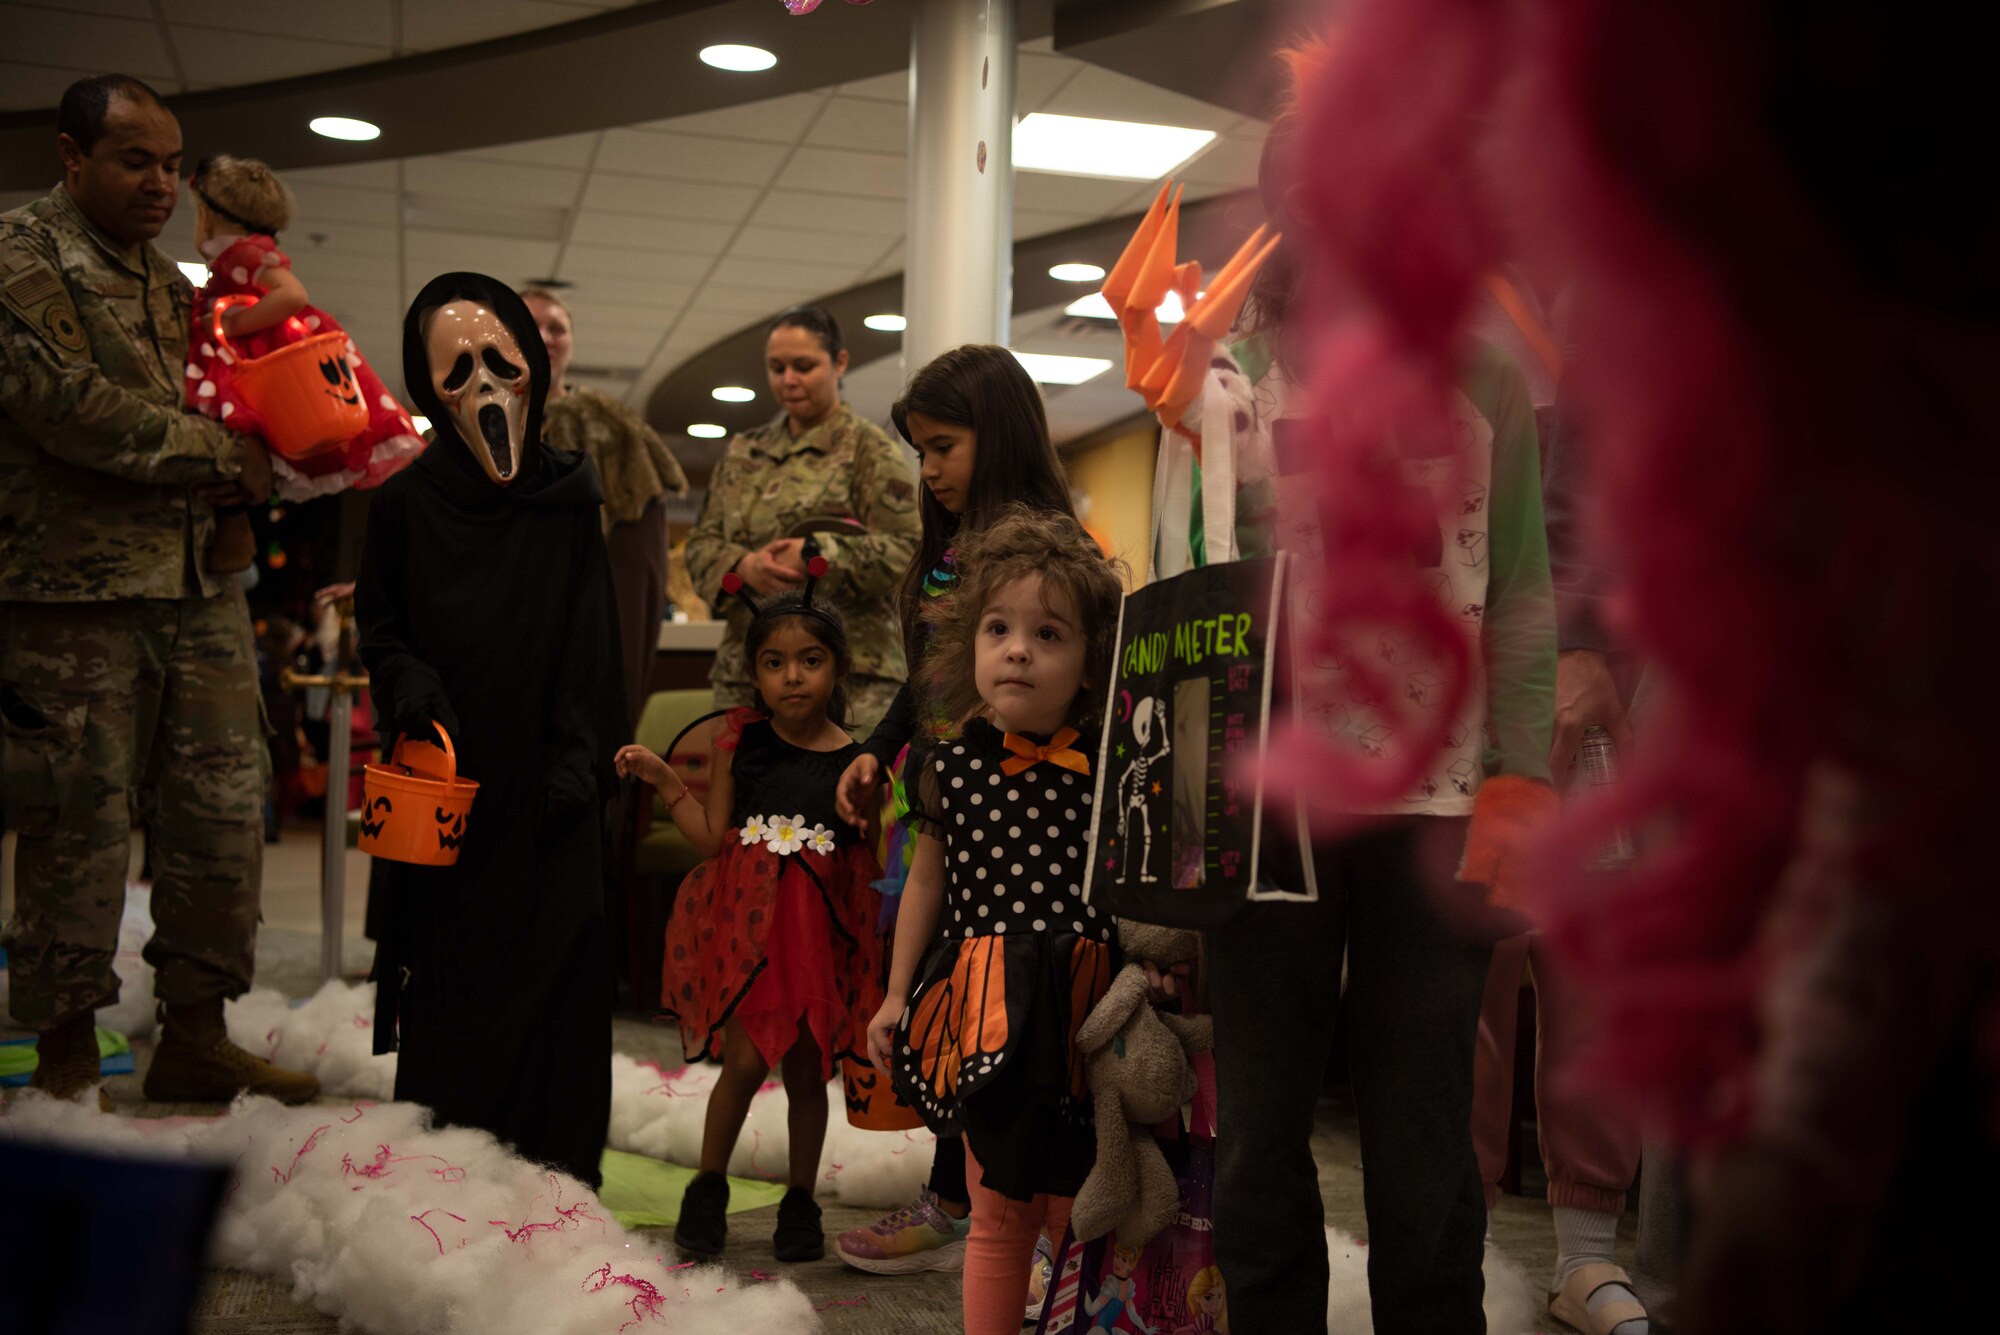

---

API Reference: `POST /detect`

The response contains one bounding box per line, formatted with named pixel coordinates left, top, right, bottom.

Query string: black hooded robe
left=356, top=273, right=629, bottom=1188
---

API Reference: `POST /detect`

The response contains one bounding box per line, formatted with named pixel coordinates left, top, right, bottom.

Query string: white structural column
left=902, top=0, right=1018, bottom=377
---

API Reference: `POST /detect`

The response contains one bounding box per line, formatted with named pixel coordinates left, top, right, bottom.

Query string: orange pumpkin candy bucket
left=211, top=293, right=369, bottom=461
left=359, top=722, right=479, bottom=866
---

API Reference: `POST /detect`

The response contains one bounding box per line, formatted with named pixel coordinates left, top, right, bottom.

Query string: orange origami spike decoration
left=1102, top=183, right=1282, bottom=436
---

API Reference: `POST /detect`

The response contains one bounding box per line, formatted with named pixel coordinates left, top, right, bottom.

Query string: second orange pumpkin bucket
left=359, top=722, right=479, bottom=866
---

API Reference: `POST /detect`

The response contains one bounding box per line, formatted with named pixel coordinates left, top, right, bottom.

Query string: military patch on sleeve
left=2, top=262, right=87, bottom=355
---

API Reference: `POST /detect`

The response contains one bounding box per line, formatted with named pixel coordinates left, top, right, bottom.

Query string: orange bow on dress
left=1000, top=728, right=1092, bottom=777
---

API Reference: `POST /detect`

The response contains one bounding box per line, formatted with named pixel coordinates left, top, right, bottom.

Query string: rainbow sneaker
left=833, top=1187, right=967, bottom=1274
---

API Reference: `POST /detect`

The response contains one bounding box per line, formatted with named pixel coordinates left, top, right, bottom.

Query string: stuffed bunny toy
left=1070, top=919, right=1212, bottom=1247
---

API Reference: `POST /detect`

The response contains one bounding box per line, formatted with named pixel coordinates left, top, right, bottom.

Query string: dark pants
left=1209, top=817, right=1492, bottom=1335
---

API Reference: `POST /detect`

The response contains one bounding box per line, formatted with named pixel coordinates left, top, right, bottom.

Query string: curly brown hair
left=192, top=153, right=295, bottom=234
left=921, top=504, right=1125, bottom=737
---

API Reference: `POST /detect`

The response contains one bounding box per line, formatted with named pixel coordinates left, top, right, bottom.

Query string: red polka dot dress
left=185, top=234, right=424, bottom=500
left=661, top=710, right=885, bottom=1076
left=889, top=716, right=1117, bottom=1202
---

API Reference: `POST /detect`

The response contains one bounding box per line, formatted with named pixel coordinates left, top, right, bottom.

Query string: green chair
left=623, top=689, right=729, bottom=1011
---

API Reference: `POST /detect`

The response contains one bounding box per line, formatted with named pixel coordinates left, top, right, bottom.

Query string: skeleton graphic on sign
left=1117, top=695, right=1172, bottom=883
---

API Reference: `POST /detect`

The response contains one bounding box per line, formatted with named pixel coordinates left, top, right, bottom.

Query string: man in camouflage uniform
left=0, top=75, right=317, bottom=1106
left=684, top=402, right=920, bottom=738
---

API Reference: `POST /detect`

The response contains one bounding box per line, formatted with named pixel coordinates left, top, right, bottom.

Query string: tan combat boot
left=28, top=1011, right=112, bottom=1111
left=205, top=510, right=256, bottom=574
left=143, top=998, right=321, bottom=1105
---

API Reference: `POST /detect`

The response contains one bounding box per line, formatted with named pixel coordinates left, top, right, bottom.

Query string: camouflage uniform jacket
left=0, top=184, right=244, bottom=602
left=684, top=403, right=920, bottom=692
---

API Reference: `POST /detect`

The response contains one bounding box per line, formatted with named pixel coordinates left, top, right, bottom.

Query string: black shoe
left=674, top=1172, right=729, bottom=1259
left=773, top=1186, right=824, bottom=1262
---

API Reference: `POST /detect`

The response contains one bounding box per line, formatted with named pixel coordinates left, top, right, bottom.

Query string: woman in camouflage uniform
left=684, top=306, right=920, bottom=737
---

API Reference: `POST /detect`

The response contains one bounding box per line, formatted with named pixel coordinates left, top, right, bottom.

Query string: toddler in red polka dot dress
left=182, top=155, right=423, bottom=554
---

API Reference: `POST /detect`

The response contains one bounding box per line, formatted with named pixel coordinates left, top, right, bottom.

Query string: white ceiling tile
left=26, top=0, right=152, bottom=15
left=693, top=284, right=820, bottom=316
left=778, top=145, right=905, bottom=198
left=287, top=161, right=401, bottom=191
left=639, top=92, right=829, bottom=145
left=1039, top=65, right=1240, bottom=135
left=402, top=233, right=558, bottom=282
left=287, top=182, right=400, bottom=228
left=749, top=188, right=901, bottom=237
left=1, top=5, right=176, bottom=80
left=804, top=97, right=906, bottom=155
left=560, top=286, right=695, bottom=319
left=400, top=0, right=600, bottom=51
left=0, top=61, right=94, bottom=113
left=163, top=0, right=396, bottom=46
left=403, top=156, right=582, bottom=207
left=454, top=132, right=602, bottom=170
left=565, top=209, right=734, bottom=253
left=578, top=173, right=758, bottom=224
left=1015, top=207, right=1094, bottom=240
left=729, top=225, right=886, bottom=265
left=1177, top=134, right=1263, bottom=190
left=709, top=255, right=857, bottom=293
left=1013, top=171, right=1152, bottom=216
left=560, top=242, right=710, bottom=283
left=1014, top=52, right=1078, bottom=112
left=594, top=129, right=790, bottom=187
left=838, top=70, right=906, bottom=104
left=289, top=247, right=402, bottom=286
left=173, top=28, right=391, bottom=86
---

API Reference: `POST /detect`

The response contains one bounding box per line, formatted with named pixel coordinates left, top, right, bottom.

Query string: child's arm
left=612, top=737, right=733, bottom=858
left=866, top=831, right=945, bottom=1071
left=222, top=263, right=309, bottom=338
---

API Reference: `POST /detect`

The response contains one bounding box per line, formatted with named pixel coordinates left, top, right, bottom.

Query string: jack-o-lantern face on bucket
left=318, top=352, right=361, bottom=405
left=360, top=794, right=392, bottom=838
left=435, top=804, right=466, bottom=851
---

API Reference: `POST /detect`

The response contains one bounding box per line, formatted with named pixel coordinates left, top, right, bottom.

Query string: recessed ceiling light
left=1011, top=351, right=1114, bottom=386
left=863, top=313, right=906, bottom=332
left=687, top=423, right=729, bottom=438
left=411, top=415, right=432, bottom=435
left=711, top=386, right=756, bottom=403
left=309, top=116, right=380, bottom=142
left=700, top=44, right=777, bottom=72
left=1014, top=113, right=1215, bottom=181
left=177, top=261, right=208, bottom=286
left=1064, top=290, right=1187, bottom=324
left=1049, top=262, right=1106, bottom=283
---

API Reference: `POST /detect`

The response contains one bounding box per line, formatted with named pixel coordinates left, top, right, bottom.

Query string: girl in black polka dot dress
left=865, top=507, right=1127, bottom=1335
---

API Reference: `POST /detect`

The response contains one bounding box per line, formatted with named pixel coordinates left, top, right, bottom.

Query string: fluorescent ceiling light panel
left=177, top=261, right=208, bottom=286
left=1049, top=262, right=1107, bottom=282
left=700, top=44, right=777, bottom=72
left=1013, top=113, right=1216, bottom=181
left=411, top=415, right=431, bottom=434
left=1011, top=351, right=1113, bottom=386
left=687, top=423, right=728, bottom=438
left=310, top=116, right=380, bottom=141
left=863, top=313, right=907, bottom=332
left=1064, top=291, right=1186, bottom=324
left=711, top=386, right=756, bottom=402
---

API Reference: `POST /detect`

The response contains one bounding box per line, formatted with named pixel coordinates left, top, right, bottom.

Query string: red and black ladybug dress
left=185, top=233, right=423, bottom=500
left=889, top=716, right=1118, bottom=1201
left=662, top=710, right=884, bottom=1076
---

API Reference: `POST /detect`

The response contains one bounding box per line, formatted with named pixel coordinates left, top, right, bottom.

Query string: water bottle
left=1579, top=725, right=1638, bottom=867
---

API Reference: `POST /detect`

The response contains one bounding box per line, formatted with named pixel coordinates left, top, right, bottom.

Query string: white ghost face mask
left=424, top=300, right=532, bottom=485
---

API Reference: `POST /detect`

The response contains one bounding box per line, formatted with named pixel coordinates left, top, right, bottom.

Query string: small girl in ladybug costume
left=615, top=548, right=884, bottom=1265
left=183, top=154, right=422, bottom=569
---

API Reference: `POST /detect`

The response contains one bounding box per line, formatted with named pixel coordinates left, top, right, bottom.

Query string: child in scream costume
left=616, top=557, right=882, bottom=1264
left=866, top=507, right=1127, bottom=1335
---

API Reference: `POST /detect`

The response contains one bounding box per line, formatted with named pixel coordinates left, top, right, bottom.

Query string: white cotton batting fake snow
left=1324, top=1227, right=1538, bottom=1335
left=0, top=1092, right=817, bottom=1335
left=204, top=977, right=937, bottom=1209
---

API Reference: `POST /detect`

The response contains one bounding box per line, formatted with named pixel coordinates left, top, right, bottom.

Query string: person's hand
left=835, top=752, right=883, bottom=827
left=537, top=762, right=594, bottom=841
left=761, top=537, right=809, bottom=575
left=866, top=993, right=906, bottom=1075
left=733, top=546, right=805, bottom=597
left=1549, top=648, right=1633, bottom=786
left=614, top=744, right=672, bottom=790
left=392, top=691, right=459, bottom=749
left=195, top=438, right=273, bottom=506
left=1139, top=959, right=1193, bottom=1007
left=312, top=582, right=355, bottom=618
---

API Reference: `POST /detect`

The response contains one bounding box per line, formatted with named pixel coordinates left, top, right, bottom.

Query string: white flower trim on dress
left=764, top=814, right=808, bottom=856
left=807, top=825, right=836, bottom=855
left=739, top=816, right=769, bottom=846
